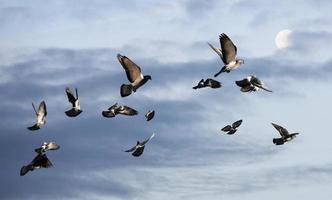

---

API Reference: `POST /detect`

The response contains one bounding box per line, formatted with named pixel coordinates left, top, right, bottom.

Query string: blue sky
left=1, top=0, right=332, bottom=199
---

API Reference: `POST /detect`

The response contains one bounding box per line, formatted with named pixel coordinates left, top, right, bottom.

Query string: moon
left=275, top=29, right=293, bottom=49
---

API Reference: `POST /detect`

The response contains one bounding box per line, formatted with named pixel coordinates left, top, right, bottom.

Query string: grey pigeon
left=125, top=133, right=155, bottom=157
left=221, top=120, right=243, bottom=135
left=235, top=75, right=272, bottom=92
left=271, top=123, right=299, bottom=145
left=20, top=142, right=60, bottom=176
left=145, top=110, right=155, bottom=121
left=208, top=33, right=244, bottom=77
left=193, top=78, right=221, bottom=89
left=27, top=101, right=47, bottom=131
left=117, top=54, right=152, bottom=97
left=65, top=87, right=82, bottom=117
left=102, top=103, right=138, bottom=118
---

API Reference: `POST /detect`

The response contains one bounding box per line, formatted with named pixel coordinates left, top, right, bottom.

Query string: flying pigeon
left=102, top=103, right=138, bottom=118
left=125, top=133, right=155, bottom=157
left=117, top=54, right=152, bottom=97
left=235, top=75, right=272, bottom=92
left=221, top=120, right=243, bottom=135
left=65, top=87, right=82, bottom=117
left=27, top=101, right=47, bottom=131
left=271, top=123, right=299, bottom=145
left=208, top=33, right=244, bottom=77
left=193, top=78, right=221, bottom=89
left=20, top=142, right=60, bottom=176
left=145, top=110, right=155, bottom=121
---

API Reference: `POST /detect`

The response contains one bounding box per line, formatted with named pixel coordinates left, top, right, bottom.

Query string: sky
left=1, top=0, right=332, bottom=199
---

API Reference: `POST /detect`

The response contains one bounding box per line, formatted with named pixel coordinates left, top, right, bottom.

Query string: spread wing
left=205, top=78, right=221, bottom=88
left=118, top=106, right=138, bottom=116
left=271, top=123, right=289, bottom=137
left=38, top=101, right=47, bottom=118
left=219, top=33, right=237, bottom=64
left=207, top=42, right=223, bottom=58
left=235, top=78, right=251, bottom=88
left=251, top=77, right=272, bottom=92
left=125, top=146, right=137, bottom=152
left=117, top=54, right=142, bottom=83
left=66, top=88, right=76, bottom=107
left=221, top=125, right=232, bottom=132
left=232, top=120, right=243, bottom=129
left=140, top=133, right=155, bottom=146
left=47, top=142, right=60, bottom=151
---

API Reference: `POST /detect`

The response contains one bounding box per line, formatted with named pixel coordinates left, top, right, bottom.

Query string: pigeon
left=235, top=75, right=272, bottom=92
left=208, top=33, right=244, bottom=77
left=221, top=120, right=243, bottom=135
left=271, top=123, right=299, bottom=145
left=145, top=110, right=155, bottom=121
left=65, top=87, right=82, bottom=117
left=117, top=54, right=152, bottom=97
left=125, top=133, right=155, bottom=157
left=20, top=142, right=60, bottom=176
left=193, top=78, right=221, bottom=89
left=102, top=103, right=138, bottom=118
left=27, top=101, right=47, bottom=131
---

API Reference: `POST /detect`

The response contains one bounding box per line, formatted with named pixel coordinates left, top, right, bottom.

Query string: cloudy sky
left=1, top=0, right=332, bottom=199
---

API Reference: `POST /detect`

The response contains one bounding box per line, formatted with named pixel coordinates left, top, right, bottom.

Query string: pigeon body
left=117, top=54, right=151, bottom=97
left=208, top=33, right=244, bottom=77
left=65, top=87, right=82, bottom=117
left=271, top=123, right=299, bottom=145
left=20, top=142, right=60, bottom=176
left=102, top=103, right=138, bottom=118
left=193, top=78, right=221, bottom=89
left=27, top=101, right=47, bottom=131
left=221, top=120, right=243, bottom=135
left=125, top=133, right=155, bottom=157
left=235, top=75, right=272, bottom=92
left=145, top=110, right=155, bottom=121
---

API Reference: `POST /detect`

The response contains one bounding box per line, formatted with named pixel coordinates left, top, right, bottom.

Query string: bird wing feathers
left=271, top=123, right=289, bottom=137
left=219, top=33, right=237, bottom=64
left=117, top=54, right=142, bottom=83
left=66, top=88, right=77, bottom=107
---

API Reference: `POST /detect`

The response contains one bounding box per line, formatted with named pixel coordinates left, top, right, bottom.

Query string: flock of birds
left=20, top=33, right=299, bottom=176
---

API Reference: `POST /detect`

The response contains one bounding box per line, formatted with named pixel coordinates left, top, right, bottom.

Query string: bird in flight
left=271, top=123, right=299, bottom=145
left=27, top=101, right=47, bottom=131
left=235, top=75, right=272, bottom=92
left=117, top=54, right=151, bottom=97
left=145, top=110, right=155, bottom=121
left=125, top=133, right=155, bottom=157
left=65, top=87, right=82, bottom=117
left=102, top=103, right=138, bottom=118
left=20, top=142, right=60, bottom=176
left=208, top=33, right=244, bottom=77
left=221, top=120, right=243, bottom=135
left=192, top=78, right=221, bottom=89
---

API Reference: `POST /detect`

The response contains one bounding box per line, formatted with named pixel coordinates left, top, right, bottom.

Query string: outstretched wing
left=47, top=142, right=60, bottom=151
left=118, top=106, right=138, bottom=116
left=117, top=54, right=142, bottom=83
left=235, top=78, right=251, bottom=88
left=221, top=125, right=232, bottom=132
left=232, top=120, right=243, bottom=129
left=125, top=146, right=137, bottom=152
left=251, top=77, right=272, bottom=92
left=66, top=88, right=76, bottom=107
left=140, top=133, right=155, bottom=146
left=271, top=123, right=289, bottom=137
left=219, top=33, right=237, bottom=64
left=207, top=42, right=223, bottom=58
left=205, top=78, right=221, bottom=88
